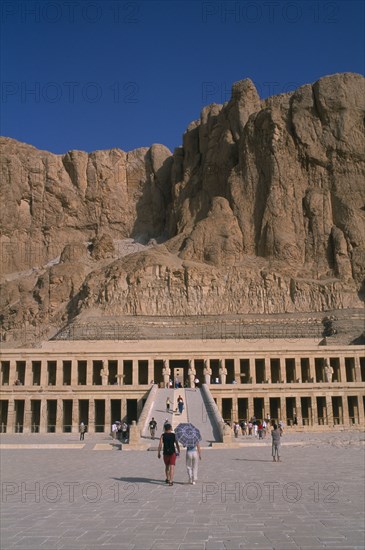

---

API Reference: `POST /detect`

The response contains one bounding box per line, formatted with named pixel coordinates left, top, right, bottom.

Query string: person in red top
left=158, top=424, right=180, bottom=486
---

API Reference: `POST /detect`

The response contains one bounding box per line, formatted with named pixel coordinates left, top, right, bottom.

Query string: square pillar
left=264, top=396, right=270, bottom=420
left=72, top=399, right=79, bottom=433
left=325, top=394, right=333, bottom=426
left=280, top=396, right=287, bottom=424
left=23, top=399, right=32, bottom=434
left=357, top=394, right=365, bottom=426
left=71, top=360, right=78, bottom=386
left=24, top=361, right=32, bottom=387
left=121, top=398, right=127, bottom=422
left=309, top=357, right=316, bottom=382
left=105, top=398, right=111, bottom=433
left=339, top=357, right=346, bottom=383
left=342, top=395, right=350, bottom=426
left=233, top=358, right=240, bottom=382
left=55, top=399, right=63, bottom=433
left=294, top=358, right=301, bottom=382
left=132, top=359, right=138, bottom=386
left=9, top=360, right=16, bottom=386
left=39, top=399, right=47, bottom=433
left=7, top=399, right=15, bottom=433
left=354, top=357, right=361, bottom=382
left=88, top=399, right=95, bottom=433
left=247, top=396, right=254, bottom=420
left=249, top=358, right=256, bottom=384
left=232, top=397, right=238, bottom=421
left=264, top=357, right=270, bottom=383
left=279, top=358, right=286, bottom=383
left=147, top=359, right=154, bottom=384
left=40, top=360, right=47, bottom=387
left=312, top=396, right=318, bottom=426
left=85, top=360, right=92, bottom=386
left=117, top=360, right=124, bottom=386
left=295, top=395, right=302, bottom=425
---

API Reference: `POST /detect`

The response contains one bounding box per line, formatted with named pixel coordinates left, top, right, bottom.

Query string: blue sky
left=1, top=0, right=364, bottom=154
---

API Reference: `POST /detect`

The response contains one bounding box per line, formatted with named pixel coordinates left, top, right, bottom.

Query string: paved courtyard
left=0, top=431, right=364, bottom=550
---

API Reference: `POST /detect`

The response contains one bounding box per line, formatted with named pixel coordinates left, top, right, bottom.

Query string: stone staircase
left=140, top=386, right=221, bottom=447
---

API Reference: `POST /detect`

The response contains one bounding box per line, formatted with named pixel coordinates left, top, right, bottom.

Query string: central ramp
left=141, top=386, right=221, bottom=446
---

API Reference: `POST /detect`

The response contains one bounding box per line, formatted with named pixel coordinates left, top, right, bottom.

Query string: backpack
left=163, top=433, right=175, bottom=455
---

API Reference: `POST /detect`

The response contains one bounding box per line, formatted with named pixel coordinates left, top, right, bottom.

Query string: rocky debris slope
left=1, top=72, right=364, bottom=345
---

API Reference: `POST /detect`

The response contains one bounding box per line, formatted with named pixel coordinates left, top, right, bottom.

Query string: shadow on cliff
left=131, top=151, right=173, bottom=243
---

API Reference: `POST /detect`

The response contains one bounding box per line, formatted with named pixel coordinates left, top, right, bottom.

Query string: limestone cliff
left=1, top=72, right=364, bottom=344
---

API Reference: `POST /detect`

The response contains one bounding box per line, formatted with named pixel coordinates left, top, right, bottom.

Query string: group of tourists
left=232, top=417, right=284, bottom=440
left=111, top=421, right=129, bottom=442
left=165, top=395, right=185, bottom=414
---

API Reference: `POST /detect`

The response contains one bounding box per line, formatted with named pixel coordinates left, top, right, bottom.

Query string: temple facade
left=0, top=338, right=364, bottom=434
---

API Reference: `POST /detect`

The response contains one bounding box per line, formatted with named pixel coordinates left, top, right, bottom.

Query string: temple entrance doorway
left=170, top=360, right=189, bottom=387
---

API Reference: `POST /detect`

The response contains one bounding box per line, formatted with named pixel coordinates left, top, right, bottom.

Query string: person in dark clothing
left=271, top=423, right=282, bottom=462
left=157, top=423, right=180, bottom=486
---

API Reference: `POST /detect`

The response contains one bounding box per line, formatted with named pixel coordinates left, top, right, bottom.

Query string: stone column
left=121, top=398, right=127, bottom=422
left=117, top=360, right=124, bottom=386
left=88, top=399, right=95, bottom=433
left=342, top=395, right=349, bottom=426
left=357, top=394, right=364, bottom=426
left=354, top=356, right=361, bottom=383
left=249, top=358, right=256, bottom=384
left=279, top=358, right=286, bottom=383
left=72, top=399, right=79, bottom=433
left=247, top=396, right=254, bottom=421
left=7, top=399, right=15, bottom=434
left=71, top=360, right=78, bottom=387
left=40, top=360, right=47, bottom=387
left=232, top=397, right=238, bottom=421
left=9, top=360, right=16, bottom=387
left=39, top=399, right=47, bottom=433
left=24, top=361, right=32, bottom=387
left=147, top=359, right=154, bottom=384
left=233, top=358, right=240, bottom=383
left=309, top=357, right=316, bottom=382
left=55, top=399, right=63, bottom=433
left=264, top=396, right=270, bottom=421
left=294, top=358, right=301, bottom=382
left=23, top=398, right=32, bottom=434
left=264, top=357, right=270, bottom=383
left=325, top=394, right=333, bottom=426
left=280, top=396, right=287, bottom=424
left=105, top=398, right=111, bottom=434
left=312, top=395, right=318, bottom=426
left=132, top=360, right=138, bottom=386
left=295, top=395, right=302, bottom=425
left=339, top=357, right=346, bottom=383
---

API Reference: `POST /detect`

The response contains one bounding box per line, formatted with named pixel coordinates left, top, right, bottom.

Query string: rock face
left=1, top=72, right=364, bottom=344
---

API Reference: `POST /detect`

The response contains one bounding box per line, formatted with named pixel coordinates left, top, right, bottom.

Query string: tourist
left=233, top=422, right=240, bottom=438
left=149, top=417, right=157, bottom=439
left=253, top=422, right=258, bottom=438
left=258, top=421, right=264, bottom=439
left=271, top=423, right=282, bottom=462
left=157, top=423, right=180, bottom=486
left=166, top=397, right=171, bottom=412
left=240, top=420, right=247, bottom=436
left=120, top=422, right=128, bottom=442
left=262, top=419, right=267, bottom=437
left=111, top=422, right=118, bottom=439
left=186, top=441, right=202, bottom=485
left=79, top=422, right=86, bottom=441
left=194, top=378, right=200, bottom=388
left=248, top=420, right=253, bottom=435
left=177, top=395, right=184, bottom=414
